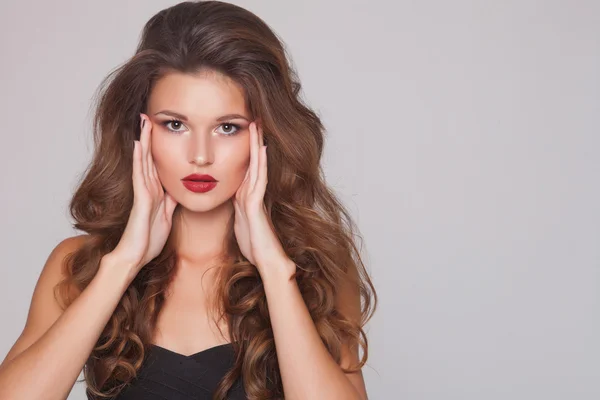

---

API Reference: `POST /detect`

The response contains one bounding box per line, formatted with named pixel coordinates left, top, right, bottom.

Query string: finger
left=237, top=153, right=251, bottom=202
left=242, top=164, right=250, bottom=185
left=149, top=149, right=162, bottom=198
left=256, top=145, right=268, bottom=195
left=151, top=161, right=161, bottom=192
left=233, top=198, right=243, bottom=217
left=164, top=192, right=178, bottom=222
left=249, top=122, right=259, bottom=189
left=145, top=117, right=157, bottom=193
left=140, top=114, right=149, bottom=189
left=132, top=141, right=144, bottom=195
left=255, top=124, right=267, bottom=193
left=232, top=168, right=250, bottom=203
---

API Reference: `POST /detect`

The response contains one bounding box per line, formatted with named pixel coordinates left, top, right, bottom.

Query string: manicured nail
left=140, top=114, right=145, bottom=129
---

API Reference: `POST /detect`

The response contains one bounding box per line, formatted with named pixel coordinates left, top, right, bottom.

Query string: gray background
left=1, top=0, right=598, bottom=399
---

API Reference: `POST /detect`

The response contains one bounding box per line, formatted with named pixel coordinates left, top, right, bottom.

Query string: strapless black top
left=87, top=343, right=246, bottom=399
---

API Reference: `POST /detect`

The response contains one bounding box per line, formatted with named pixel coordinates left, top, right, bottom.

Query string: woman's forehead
left=148, top=71, right=248, bottom=119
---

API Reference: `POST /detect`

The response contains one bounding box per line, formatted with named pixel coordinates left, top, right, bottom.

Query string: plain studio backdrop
left=0, top=0, right=598, bottom=399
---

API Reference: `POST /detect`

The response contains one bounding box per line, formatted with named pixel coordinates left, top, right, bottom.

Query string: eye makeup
left=160, top=118, right=243, bottom=136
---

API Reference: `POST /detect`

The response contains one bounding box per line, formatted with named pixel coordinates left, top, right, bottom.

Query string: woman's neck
left=170, top=199, right=234, bottom=268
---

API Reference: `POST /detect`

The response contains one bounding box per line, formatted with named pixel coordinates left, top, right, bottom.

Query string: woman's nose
left=188, top=133, right=214, bottom=166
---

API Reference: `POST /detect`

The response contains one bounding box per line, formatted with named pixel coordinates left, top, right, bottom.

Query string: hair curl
left=55, top=1, right=377, bottom=399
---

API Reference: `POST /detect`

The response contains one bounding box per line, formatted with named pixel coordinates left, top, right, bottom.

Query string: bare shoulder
left=42, top=234, right=91, bottom=298
left=0, top=234, right=91, bottom=365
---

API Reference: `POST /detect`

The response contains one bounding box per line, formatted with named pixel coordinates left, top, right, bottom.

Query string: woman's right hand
left=108, top=113, right=178, bottom=274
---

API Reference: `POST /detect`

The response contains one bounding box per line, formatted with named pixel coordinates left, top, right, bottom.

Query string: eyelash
left=161, top=119, right=242, bottom=136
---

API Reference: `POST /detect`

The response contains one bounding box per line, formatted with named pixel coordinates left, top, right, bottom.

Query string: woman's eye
left=161, top=120, right=240, bottom=136
left=216, top=123, right=241, bottom=136
left=163, top=119, right=187, bottom=133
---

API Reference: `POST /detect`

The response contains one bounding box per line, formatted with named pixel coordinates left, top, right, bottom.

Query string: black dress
left=88, top=343, right=246, bottom=400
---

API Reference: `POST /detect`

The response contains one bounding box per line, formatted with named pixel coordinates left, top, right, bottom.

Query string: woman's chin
left=175, top=196, right=232, bottom=214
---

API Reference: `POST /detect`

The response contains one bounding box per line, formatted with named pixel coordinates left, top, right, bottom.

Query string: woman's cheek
left=222, top=142, right=250, bottom=181
left=150, top=151, right=172, bottom=187
left=238, top=158, right=251, bottom=182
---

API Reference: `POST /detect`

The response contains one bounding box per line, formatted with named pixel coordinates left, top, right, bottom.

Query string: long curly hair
left=55, top=1, right=377, bottom=399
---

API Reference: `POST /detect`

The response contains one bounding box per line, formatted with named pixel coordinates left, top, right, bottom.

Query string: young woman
left=0, top=1, right=377, bottom=399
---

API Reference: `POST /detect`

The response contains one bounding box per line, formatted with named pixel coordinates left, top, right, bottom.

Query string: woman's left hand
left=233, top=121, right=294, bottom=277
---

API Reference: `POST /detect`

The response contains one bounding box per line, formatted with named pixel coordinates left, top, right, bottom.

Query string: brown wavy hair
left=55, top=1, right=377, bottom=399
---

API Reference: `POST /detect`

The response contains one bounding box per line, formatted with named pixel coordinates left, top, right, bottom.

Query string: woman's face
left=146, top=69, right=252, bottom=213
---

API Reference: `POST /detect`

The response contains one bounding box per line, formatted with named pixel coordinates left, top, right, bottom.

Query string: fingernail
left=140, top=114, right=145, bottom=129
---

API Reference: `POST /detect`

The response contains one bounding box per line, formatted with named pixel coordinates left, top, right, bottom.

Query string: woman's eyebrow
left=217, top=113, right=250, bottom=122
left=154, top=110, right=250, bottom=122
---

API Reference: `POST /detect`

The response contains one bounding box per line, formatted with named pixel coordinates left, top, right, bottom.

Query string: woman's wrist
left=98, top=252, right=140, bottom=289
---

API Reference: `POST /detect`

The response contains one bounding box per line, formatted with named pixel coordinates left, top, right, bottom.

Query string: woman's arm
left=0, top=236, right=138, bottom=400
left=261, top=258, right=368, bottom=400
left=232, top=122, right=369, bottom=399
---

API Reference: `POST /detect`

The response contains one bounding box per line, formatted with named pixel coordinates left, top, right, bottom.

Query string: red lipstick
left=182, top=174, right=218, bottom=193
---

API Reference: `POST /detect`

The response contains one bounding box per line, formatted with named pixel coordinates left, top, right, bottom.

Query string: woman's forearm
left=0, top=255, right=136, bottom=400
left=261, top=259, right=364, bottom=400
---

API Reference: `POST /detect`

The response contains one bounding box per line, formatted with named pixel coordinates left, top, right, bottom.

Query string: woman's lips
left=181, top=173, right=218, bottom=193
left=182, top=180, right=217, bottom=193
left=182, top=173, right=216, bottom=181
